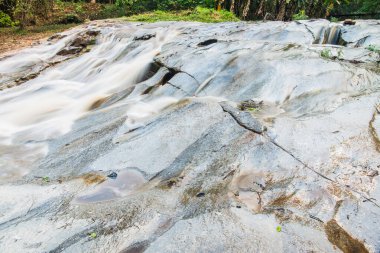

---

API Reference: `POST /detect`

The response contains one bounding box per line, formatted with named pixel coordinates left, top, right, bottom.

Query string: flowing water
left=315, top=24, right=342, bottom=45
left=0, top=24, right=177, bottom=181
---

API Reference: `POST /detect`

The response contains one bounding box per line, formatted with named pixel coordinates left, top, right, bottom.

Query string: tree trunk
left=256, top=0, right=265, bottom=16
left=276, top=0, right=286, bottom=20
left=242, top=0, right=251, bottom=19
left=230, top=0, right=235, bottom=13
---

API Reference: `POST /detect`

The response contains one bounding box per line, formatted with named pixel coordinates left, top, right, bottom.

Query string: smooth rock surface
left=0, top=19, right=379, bottom=252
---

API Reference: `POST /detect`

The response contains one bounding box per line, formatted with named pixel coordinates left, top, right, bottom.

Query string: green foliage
left=91, top=4, right=126, bottom=20
left=59, top=13, right=82, bottom=24
left=89, top=232, right=97, bottom=239
left=330, top=16, right=339, bottom=22
left=0, top=10, right=14, bottom=27
left=358, top=0, right=378, bottom=12
left=332, top=0, right=379, bottom=19
left=1, top=23, right=75, bottom=36
left=366, top=45, right=380, bottom=54
left=321, top=48, right=332, bottom=59
left=124, top=6, right=239, bottom=23
left=116, top=0, right=214, bottom=13
left=0, top=0, right=17, bottom=18
left=0, top=0, right=376, bottom=31
left=75, top=4, right=84, bottom=15
left=13, top=0, right=54, bottom=27
left=156, top=0, right=214, bottom=10
left=292, top=10, right=309, bottom=20
left=276, top=226, right=282, bottom=232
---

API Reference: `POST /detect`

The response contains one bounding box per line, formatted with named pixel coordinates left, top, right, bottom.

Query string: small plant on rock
left=366, top=45, right=380, bottom=54
left=321, top=48, right=332, bottom=59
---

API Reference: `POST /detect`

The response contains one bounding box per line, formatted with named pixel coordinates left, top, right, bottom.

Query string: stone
left=57, top=46, right=83, bottom=56
left=0, top=19, right=379, bottom=253
left=343, top=19, right=356, bottom=26
left=107, top=172, right=118, bottom=179
left=219, top=101, right=265, bottom=134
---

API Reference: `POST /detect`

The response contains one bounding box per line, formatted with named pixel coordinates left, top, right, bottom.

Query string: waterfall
left=315, top=24, right=342, bottom=45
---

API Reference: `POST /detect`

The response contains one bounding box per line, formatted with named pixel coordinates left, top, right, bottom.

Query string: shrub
left=75, top=4, right=84, bottom=15
left=59, top=13, right=82, bottom=24
left=0, top=10, right=14, bottom=27
left=91, top=4, right=126, bottom=20
left=13, top=0, right=54, bottom=28
left=292, top=10, right=309, bottom=20
left=124, top=6, right=239, bottom=23
left=115, top=0, right=214, bottom=12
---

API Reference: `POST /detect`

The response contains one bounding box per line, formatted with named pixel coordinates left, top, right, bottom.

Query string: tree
left=13, top=0, right=53, bottom=28
left=218, top=0, right=351, bottom=20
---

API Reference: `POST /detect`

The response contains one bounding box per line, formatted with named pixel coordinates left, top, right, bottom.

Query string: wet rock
left=71, top=34, right=97, bottom=48
left=107, top=172, right=118, bottom=179
left=56, top=30, right=99, bottom=57
left=74, top=169, right=146, bottom=203
left=47, top=34, right=67, bottom=41
left=325, top=220, right=368, bottom=253
left=196, top=192, right=205, bottom=197
left=85, top=30, right=100, bottom=37
left=343, top=19, right=356, bottom=26
left=57, top=46, right=83, bottom=56
left=198, top=39, right=218, bottom=47
left=134, top=33, right=156, bottom=41
left=81, top=173, right=106, bottom=185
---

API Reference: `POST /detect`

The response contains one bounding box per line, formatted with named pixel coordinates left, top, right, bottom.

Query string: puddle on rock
left=74, top=168, right=147, bottom=203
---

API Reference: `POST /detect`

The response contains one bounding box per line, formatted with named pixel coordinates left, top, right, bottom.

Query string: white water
left=0, top=25, right=178, bottom=181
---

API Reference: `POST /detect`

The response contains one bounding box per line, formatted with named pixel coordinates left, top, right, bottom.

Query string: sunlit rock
left=0, top=19, right=379, bottom=252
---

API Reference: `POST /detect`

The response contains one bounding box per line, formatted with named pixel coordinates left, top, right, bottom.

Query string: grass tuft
left=366, top=44, right=380, bottom=54
left=321, top=48, right=332, bottom=59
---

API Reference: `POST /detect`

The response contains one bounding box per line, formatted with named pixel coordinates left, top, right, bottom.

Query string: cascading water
left=315, top=24, right=342, bottom=45
left=0, top=24, right=177, bottom=181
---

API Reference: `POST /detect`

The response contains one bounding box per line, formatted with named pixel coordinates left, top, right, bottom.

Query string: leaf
left=42, top=176, right=50, bottom=182
left=276, top=226, right=282, bottom=232
left=89, top=232, right=97, bottom=239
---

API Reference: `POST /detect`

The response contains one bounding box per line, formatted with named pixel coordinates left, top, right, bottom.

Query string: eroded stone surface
left=0, top=19, right=379, bottom=252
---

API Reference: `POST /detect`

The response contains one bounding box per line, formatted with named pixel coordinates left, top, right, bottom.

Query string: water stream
left=315, top=24, right=343, bottom=45
left=0, top=25, right=177, bottom=181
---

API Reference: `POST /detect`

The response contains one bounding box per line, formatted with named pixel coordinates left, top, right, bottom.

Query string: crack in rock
left=219, top=101, right=380, bottom=208
left=303, top=24, right=316, bottom=41
left=369, top=109, right=380, bottom=152
left=167, top=81, right=192, bottom=96
left=269, top=136, right=379, bottom=208
left=154, top=60, right=201, bottom=86
left=219, top=102, right=265, bottom=134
